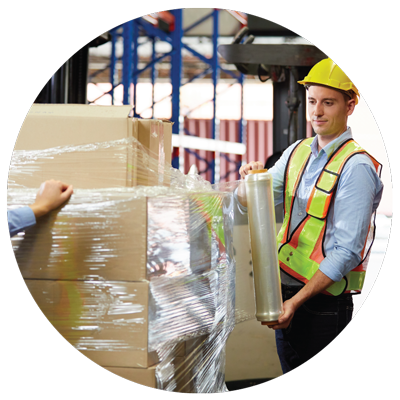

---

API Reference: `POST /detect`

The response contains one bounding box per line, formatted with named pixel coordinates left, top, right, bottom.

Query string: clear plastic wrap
left=245, top=170, right=283, bottom=325
left=7, top=109, right=261, bottom=392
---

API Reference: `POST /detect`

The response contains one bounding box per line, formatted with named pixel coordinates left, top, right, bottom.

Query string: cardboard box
left=11, top=104, right=137, bottom=188
left=25, top=279, right=159, bottom=368
left=10, top=186, right=227, bottom=374
left=13, top=192, right=148, bottom=282
left=161, top=120, right=172, bottom=166
left=24, top=278, right=215, bottom=371
left=104, top=366, right=158, bottom=388
left=9, top=104, right=173, bottom=189
left=159, top=119, right=173, bottom=187
left=11, top=191, right=215, bottom=282
left=14, top=104, right=135, bottom=151
left=137, top=119, right=160, bottom=187
left=103, top=352, right=199, bottom=391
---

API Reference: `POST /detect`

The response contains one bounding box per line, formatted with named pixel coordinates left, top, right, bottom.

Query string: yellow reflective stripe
left=277, top=212, right=290, bottom=245
left=296, top=216, right=324, bottom=251
left=284, top=139, right=313, bottom=213
left=279, top=246, right=320, bottom=281
left=325, top=279, right=347, bottom=296
left=277, top=138, right=313, bottom=245
left=279, top=217, right=324, bottom=278
left=279, top=214, right=348, bottom=296
left=317, top=170, right=338, bottom=192
left=307, top=188, right=329, bottom=219
left=346, top=270, right=366, bottom=291
left=325, top=140, right=364, bottom=174
left=307, top=140, right=363, bottom=219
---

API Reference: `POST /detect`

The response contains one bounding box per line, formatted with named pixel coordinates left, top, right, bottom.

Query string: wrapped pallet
left=8, top=185, right=236, bottom=391
left=7, top=105, right=241, bottom=392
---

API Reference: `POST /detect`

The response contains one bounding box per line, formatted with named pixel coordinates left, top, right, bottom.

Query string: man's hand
left=239, top=161, right=264, bottom=180
left=29, top=180, right=74, bottom=219
left=237, top=161, right=264, bottom=207
left=269, top=298, right=299, bottom=330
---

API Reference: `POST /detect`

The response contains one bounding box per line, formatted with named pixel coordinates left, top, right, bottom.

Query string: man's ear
left=347, top=99, right=356, bottom=116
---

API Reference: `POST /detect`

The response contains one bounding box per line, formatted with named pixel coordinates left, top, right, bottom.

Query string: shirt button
left=286, top=257, right=290, bottom=262
left=298, top=212, right=303, bottom=216
left=289, top=252, right=293, bottom=256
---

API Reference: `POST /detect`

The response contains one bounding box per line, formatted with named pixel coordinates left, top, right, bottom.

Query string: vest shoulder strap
left=307, top=139, right=380, bottom=219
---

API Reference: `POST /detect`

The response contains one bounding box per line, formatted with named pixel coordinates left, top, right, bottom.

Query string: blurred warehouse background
left=33, top=8, right=391, bottom=216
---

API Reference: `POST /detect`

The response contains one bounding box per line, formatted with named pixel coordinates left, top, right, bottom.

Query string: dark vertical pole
left=110, top=28, right=117, bottom=105
left=238, top=72, right=245, bottom=178
left=68, top=45, right=89, bottom=104
left=170, top=9, right=183, bottom=171
left=211, top=8, right=220, bottom=184
left=151, top=37, right=156, bottom=118
left=132, top=20, right=139, bottom=113
left=123, top=21, right=133, bottom=105
left=272, top=66, right=309, bottom=153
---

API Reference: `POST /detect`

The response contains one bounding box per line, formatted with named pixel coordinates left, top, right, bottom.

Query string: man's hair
left=305, top=84, right=355, bottom=104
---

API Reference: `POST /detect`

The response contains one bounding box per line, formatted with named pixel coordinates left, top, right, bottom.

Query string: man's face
left=307, top=85, right=355, bottom=140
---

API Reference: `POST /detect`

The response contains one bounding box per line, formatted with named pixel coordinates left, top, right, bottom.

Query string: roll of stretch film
left=245, top=169, right=283, bottom=326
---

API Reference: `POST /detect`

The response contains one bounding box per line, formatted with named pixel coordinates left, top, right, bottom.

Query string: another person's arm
left=8, top=180, right=73, bottom=236
left=8, top=207, right=36, bottom=237
left=29, top=180, right=74, bottom=219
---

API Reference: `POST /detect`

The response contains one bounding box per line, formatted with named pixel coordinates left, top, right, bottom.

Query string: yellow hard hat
left=298, top=58, right=359, bottom=104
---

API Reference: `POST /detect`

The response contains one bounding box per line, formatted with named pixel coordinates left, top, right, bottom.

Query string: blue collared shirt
left=7, top=207, right=36, bottom=237
left=268, top=127, right=383, bottom=283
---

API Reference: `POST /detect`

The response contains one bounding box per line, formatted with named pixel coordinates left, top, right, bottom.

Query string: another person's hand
left=239, top=161, right=264, bottom=179
left=29, top=180, right=73, bottom=219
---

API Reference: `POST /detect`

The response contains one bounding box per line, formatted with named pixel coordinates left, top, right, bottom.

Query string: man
left=237, top=58, right=383, bottom=373
left=8, top=179, right=73, bottom=237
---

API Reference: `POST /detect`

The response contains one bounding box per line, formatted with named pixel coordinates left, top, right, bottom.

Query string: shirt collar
left=310, top=127, right=353, bottom=158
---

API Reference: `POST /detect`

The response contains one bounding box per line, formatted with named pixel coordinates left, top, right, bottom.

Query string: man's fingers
left=239, top=161, right=264, bottom=179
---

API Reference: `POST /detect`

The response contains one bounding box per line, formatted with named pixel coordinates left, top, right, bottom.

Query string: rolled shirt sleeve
left=7, top=207, right=36, bottom=237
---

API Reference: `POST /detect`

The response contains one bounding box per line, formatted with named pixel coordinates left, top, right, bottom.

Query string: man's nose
left=313, top=102, right=324, bottom=116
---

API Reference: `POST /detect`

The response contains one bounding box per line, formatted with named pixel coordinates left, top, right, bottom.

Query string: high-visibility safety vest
left=277, top=137, right=382, bottom=296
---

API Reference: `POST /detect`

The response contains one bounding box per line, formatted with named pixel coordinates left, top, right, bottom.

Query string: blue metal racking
left=88, top=9, right=245, bottom=184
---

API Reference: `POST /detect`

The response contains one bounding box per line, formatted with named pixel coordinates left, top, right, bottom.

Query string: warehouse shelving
left=87, top=9, right=246, bottom=184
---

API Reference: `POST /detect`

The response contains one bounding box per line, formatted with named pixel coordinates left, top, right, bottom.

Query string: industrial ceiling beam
left=218, top=44, right=326, bottom=67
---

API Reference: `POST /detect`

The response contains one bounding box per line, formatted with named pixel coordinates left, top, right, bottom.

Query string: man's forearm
left=290, top=269, right=335, bottom=310
left=271, top=269, right=335, bottom=330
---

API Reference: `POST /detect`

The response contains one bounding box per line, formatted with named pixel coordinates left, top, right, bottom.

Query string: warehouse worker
left=8, top=179, right=73, bottom=237
left=237, top=58, right=383, bottom=373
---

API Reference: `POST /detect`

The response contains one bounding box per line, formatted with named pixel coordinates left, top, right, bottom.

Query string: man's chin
left=312, top=126, right=323, bottom=135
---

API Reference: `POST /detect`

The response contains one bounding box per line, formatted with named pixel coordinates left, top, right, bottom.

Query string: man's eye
left=325, top=102, right=333, bottom=106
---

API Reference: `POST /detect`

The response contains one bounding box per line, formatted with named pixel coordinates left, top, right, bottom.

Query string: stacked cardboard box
left=9, top=104, right=173, bottom=189
left=9, top=105, right=235, bottom=392
left=10, top=189, right=229, bottom=386
left=103, top=335, right=207, bottom=390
